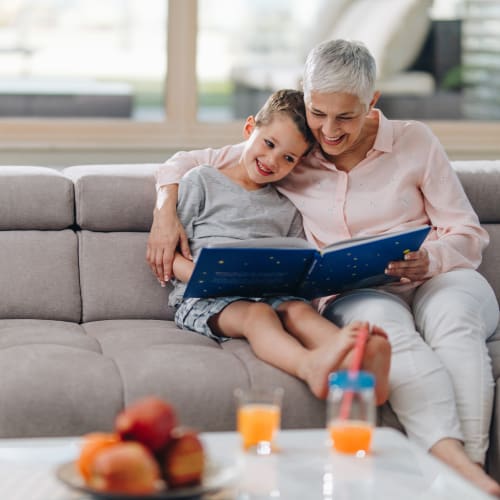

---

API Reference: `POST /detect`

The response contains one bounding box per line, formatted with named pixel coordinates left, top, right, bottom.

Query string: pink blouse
left=156, top=110, right=488, bottom=282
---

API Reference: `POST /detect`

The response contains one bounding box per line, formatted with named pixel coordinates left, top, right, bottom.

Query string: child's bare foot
left=298, top=323, right=361, bottom=399
left=338, top=323, right=391, bottom=405
left=362, top=327, right=391, bottom=405
left=431, top=438, right=500, bottom=497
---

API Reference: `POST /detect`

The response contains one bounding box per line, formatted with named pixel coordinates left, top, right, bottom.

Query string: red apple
left=162, top=427, right=205, bottom=488
left=115, top=396, right=177, bottom=452
left=88, top=441, right=161, bottom=494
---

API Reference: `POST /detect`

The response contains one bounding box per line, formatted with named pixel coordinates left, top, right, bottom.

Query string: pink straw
left=339, top=325, right=370, bottom=420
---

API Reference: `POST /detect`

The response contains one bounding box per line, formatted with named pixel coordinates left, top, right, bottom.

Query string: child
left=168, top=89, right=390, bottom=400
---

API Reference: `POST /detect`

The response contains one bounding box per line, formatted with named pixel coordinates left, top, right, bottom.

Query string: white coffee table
left=0, top=428, right=494, bottom=499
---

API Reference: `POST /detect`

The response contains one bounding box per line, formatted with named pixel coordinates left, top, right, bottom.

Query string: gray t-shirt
left=169, top=165, right=305, bottom=306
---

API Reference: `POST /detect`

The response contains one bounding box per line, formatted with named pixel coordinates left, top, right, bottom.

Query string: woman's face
left=305, top=91, right=373, bottom=158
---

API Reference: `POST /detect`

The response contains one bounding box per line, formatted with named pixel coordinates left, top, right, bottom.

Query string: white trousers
left=323, top=269, right=499, bottom=463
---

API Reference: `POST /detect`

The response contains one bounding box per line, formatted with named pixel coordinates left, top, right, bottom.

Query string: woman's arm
left=147, top=184, right=191, bottom=286
left=387, top=125, right=488, bottom=282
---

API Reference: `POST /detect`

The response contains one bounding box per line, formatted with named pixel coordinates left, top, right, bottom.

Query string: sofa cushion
left=221, top=339, right=326, bottom=428
left=487, top=325, right=500, bottom=380
left=0, top=319, right=100, bottom=352
left=112, top=343, right=249, bottom=432
left=480, top=224, right=500, bottom=304
left=0, top=344, right=123, bottom=437
left=453, top=161, right=500, bottom=223
left=83, top=319, right=217, bottom=355
left=0, top=167, right=74, bottom=230
left=63, top=164, right=157, bottom=232
left=79, top=231, right=173, bottom=322
left=0, top=231, right=81, bottom=322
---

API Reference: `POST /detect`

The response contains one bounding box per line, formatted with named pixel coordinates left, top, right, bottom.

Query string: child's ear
left=243, top=116, right=256, bottom=139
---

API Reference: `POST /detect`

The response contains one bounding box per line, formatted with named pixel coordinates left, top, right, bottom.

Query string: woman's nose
left=322, top=118, right=339, bottom=136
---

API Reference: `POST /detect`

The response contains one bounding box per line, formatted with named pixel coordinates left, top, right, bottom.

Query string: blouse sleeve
left=155, top=143, right=244, bottom=189
left=419, top=127, right=489, bottom=276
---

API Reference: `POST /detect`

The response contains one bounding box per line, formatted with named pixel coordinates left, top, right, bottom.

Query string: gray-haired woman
left=147, top=39, right=500, bottom=496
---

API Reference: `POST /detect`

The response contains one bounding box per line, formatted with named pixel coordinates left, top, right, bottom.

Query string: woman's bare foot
left=298, top=323, right=360, bottom=399
left=431, top=438, right=500, bottom=497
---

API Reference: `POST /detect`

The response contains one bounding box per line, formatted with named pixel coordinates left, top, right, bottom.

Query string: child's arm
left=172, top=251, right=195, bottom=283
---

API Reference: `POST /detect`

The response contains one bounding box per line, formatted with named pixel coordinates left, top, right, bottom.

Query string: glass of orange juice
left=327, top=371, right=375, bottom=457
left=235, top=387, right=283, bottom=455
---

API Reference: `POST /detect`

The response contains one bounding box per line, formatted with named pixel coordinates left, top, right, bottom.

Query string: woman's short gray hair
left=302, top=39, right=376, bottom=107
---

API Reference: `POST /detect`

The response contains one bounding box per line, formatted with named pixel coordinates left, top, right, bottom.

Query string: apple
left=88, top=441, right=161, bottom=494
left=162, top=427, right=205, bottom=488
left=115, top=396, right=177, bottom=452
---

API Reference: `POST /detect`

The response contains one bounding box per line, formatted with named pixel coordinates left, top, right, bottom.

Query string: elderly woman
left=146, top=39, right=500, bottom=495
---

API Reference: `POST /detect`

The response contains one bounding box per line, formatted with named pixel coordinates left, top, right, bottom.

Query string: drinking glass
left=235, top=387, right=283, bottom=455
left=327, top=370, right=375, bottom=457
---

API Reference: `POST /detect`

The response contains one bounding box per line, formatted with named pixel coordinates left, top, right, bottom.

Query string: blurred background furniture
left=0, top=78, right=133, bottom=117
left=231, top=0, right=463, bottom=120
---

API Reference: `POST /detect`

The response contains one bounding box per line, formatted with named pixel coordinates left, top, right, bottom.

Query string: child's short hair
left=255, top=89, right=315, bottom=152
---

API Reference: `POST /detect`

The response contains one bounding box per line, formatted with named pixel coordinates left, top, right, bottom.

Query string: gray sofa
left=1, top=161, right=499, bottom=478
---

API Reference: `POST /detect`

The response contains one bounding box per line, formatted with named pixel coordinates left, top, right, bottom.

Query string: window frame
left=0, top=0, right=498, bottom=160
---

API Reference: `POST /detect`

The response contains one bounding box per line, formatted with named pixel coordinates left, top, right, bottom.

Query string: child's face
left=240, top=115, right=310, bottom=187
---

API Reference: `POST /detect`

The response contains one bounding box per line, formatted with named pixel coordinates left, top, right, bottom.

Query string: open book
left=183, top=225, right=431, bottom=300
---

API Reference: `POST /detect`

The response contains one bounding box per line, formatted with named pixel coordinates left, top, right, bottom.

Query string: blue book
left=183, top=225, right=431, bottom=300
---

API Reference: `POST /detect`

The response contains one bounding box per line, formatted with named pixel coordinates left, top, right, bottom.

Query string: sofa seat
left=0, top=319, right=123, bottom=436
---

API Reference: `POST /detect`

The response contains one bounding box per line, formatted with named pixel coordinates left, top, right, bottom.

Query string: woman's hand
left=385, top=248, right=429, bottom=283
left=146, top=185, right=191, bottom=286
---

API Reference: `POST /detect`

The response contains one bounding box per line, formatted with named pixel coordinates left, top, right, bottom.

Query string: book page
left=207, top=237, right=313, bottom=250
left=321, top=225, right=431, bottom=253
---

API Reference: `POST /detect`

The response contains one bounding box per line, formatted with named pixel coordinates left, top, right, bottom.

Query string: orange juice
left=237, top=403, right=280, bottom=450
left=329, top=420, right=373, bottom=454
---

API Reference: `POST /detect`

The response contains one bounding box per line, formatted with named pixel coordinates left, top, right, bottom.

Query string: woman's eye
left=284, top=155, right=295, bottom=163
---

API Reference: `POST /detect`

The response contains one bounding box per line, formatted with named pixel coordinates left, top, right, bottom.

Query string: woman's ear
left=368, top=91, right=381, bottom=111
left=243, top=116, right=256, bottom=139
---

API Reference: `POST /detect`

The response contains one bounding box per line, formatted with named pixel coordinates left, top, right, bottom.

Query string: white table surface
left=0, top=428, right=495, bottom=499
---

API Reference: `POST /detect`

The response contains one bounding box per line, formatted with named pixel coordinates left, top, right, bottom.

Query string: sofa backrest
left=0, top=167, right=81, bottom=321
left=0, top=160, right=499, bottom=323
left=63, top=164, right=174, bottom=323
left=452, top=161, right=500, bottom=302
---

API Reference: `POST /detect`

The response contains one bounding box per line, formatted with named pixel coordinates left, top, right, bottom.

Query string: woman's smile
left=322, top=133, right=345, bottom=147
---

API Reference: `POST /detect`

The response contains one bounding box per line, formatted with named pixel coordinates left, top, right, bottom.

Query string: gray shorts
left=175, top=296, right=309, bottom=342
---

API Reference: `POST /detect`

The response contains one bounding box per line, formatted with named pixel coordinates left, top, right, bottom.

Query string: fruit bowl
left=56, top=459, right=237, bottom=499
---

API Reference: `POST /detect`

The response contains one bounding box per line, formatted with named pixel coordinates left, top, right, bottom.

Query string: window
left=0, top=0, right=499, bottom=163
left=0, top=0, right=166, bottom=120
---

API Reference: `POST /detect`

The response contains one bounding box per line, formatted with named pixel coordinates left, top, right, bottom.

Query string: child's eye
left=264, top=139, right=274, bottom=148
left=284, top=155, right=295, bottom=163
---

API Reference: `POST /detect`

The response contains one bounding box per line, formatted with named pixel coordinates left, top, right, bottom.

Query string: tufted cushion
left=0, top=231, right=81, bottom=322
left=0, top=166, right=73, bottom=230
left=453, top=161, right=500, bottom=223
left=63, top=164, right=158, bottom=232
left=78, top=231, right=173, bottom=322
